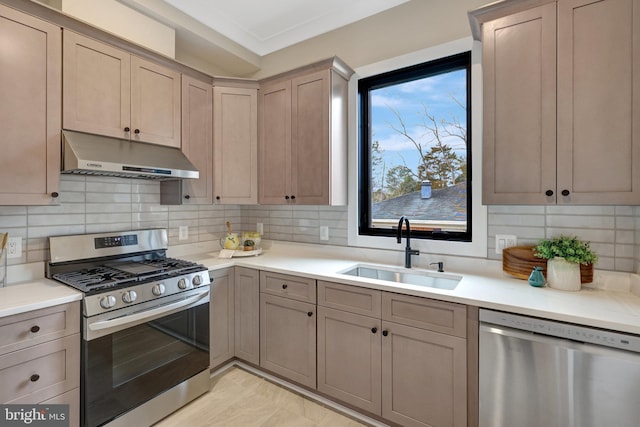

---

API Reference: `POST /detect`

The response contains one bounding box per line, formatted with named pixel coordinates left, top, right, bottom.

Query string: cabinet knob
left=184, top=195, right=190, bottom=200
left=51, top=192, right=59, bottom=198
left=382, top=330, right=389, bottom=337
left=291, top=195, right=296, bottom=200
left=545, top=190, right=554, bottom=197
left=216, top=196, right=221, bottom=200
left=285, top=195, right=290, bottom=200
left=30, top=325, right=40, bottom=333
left=282, top=284, right=288, bottom=289
left=371, top=327, right=378, bottom=334
left=307, top=311, right=313, bottom=317
left=124, top=127, right=130, bottom=132
left=30, top=374, right=40, bottom=382
left=561, top=189, right=570, bottom=196
left=134, top=129, right=140, bottom=134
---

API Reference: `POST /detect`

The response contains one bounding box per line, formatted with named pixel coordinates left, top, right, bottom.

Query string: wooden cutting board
left=502, top=246, right=545, bottom=279
left=502, top=245, right=593, bottom=283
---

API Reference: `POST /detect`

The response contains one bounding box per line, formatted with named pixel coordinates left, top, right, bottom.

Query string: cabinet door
left=234, top=267, right=259, bottom=365
left=0, top=6, right=60, bottom=205
left=181, top=76, right=213, bottom=204
left=260, top=294, right=316, bottom=388
left=317, top=306, right=381, bottom=415
left=381, top=321, right=467, bottom=427
left=291, top=70, right=330, bottom=204
left=63, top=30, right=130, bottom=140
left=131, top=56, right=181, bottom=147
left=213, top=86, right=258, bottom=204
left=210, top=269, right=234, bottom=369
left=557, top=0, right=640, bottom=204
left=482, top=3, right=557, bottom=204
left=259, top=80, right=292, bottom=204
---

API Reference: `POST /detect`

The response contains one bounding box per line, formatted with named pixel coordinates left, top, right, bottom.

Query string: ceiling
left=153, top=0, right=409, bottom=56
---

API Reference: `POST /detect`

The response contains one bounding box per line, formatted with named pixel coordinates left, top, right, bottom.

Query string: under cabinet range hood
left=61, top=130, right=199, bottom=180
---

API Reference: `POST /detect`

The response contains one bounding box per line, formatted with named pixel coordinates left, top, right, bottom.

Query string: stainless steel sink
left=338, top=264, right=461, bottom=290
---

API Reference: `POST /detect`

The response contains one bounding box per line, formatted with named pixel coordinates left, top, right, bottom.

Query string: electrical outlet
left=179, top=226, right=189, bottom=241
left=495, top=234, right=517, bottom=254
left=257, top=222, right=264, bottom=235
left=320, top=226, right=329, bottom=241
left=7, top=237, right=22, bottom=259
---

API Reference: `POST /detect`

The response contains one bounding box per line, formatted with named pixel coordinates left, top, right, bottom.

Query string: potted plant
left=534, top=235, right=597, bottom=291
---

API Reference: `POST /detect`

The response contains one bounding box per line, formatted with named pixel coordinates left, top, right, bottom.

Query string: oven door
left=82, top=288, right=209, bottom=427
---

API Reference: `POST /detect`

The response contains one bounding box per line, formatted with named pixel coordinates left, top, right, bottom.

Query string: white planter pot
left=547, top=257, right=581, bottom=291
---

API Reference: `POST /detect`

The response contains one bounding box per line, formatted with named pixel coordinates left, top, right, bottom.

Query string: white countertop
left=0, top=279, right=82, bottom=317
left=181, top=241, right=640, bottom=336
left=4, top=241, right=640, bottom=337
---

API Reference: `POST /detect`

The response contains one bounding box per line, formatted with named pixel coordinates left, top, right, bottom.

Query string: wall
left=0, top=175, right=241, bottom=267
left=247, top=205, right=639, bottom=273
left=60, top=0, right=176, bottom=58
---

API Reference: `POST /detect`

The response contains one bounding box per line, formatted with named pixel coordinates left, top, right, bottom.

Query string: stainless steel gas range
left=46, top=229, right=210, bottom=427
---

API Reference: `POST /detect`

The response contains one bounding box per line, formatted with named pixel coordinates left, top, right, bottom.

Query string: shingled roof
left=371, top=182, right=467, bottom=221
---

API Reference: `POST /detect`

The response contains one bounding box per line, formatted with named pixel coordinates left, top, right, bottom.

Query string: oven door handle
left=88, top=290, right=209, bottom=334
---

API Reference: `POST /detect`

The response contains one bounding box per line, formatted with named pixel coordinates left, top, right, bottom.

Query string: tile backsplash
left=0, top=175, right=638, bottom=274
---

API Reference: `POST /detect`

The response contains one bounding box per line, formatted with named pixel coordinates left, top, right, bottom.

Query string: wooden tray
left=502, top=245, right=593, bottom=283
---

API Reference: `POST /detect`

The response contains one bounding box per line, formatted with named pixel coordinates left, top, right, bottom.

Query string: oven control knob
left=122, top=290, right=137, bottom=303
left=100, top=295, right=117, bottom=309
left=192, top=275, right=203, bottom=286
left=178, top=278, right=188, bottom=289
left=152, top=284, right=166, bottom=296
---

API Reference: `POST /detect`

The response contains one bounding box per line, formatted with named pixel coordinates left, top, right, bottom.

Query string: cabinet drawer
left=260, top=271, right=316, bottom=303
left=318, top=281, right=381, bottom=317
left=41, top=387, right=79, bottom=427
left=0, top=302, right=80, bottom=356
left=0, top=333, right=80, bottom=404
left=382, top=292, right=466, bottom=338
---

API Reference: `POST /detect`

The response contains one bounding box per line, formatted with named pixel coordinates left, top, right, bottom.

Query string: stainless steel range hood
left=61, top=130, right=199, bottom=180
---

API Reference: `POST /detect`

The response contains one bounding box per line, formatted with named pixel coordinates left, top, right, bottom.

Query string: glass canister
left=528, top=266, right=545, bottom=287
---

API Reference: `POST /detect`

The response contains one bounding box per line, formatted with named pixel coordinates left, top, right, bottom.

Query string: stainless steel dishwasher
left=479, top=309, right=640, bottom=427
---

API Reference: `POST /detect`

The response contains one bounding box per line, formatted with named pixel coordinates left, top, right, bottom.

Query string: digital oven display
left=94, top=234, right=138, bottom=249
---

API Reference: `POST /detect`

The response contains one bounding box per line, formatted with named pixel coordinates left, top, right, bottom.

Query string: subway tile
left=28, top=225, right=85, bottom=239
left=616, top=216, right=634, bottom=230
left=615, top=244, right=634, bottom=258
left=615, top=206, right=634, bottom=216
left=86, top=213, right=131, bottom=224
left=0, top=215, right=27, bottom=228
left=28, top=214, right=85, bottom=226
left=488, top=205, right=546, bottom=214
left=546, top=205, right=615, bottom=215
left=488, top=214, right=545, bottom=227
left=0, top=206, right=27, bottom=215
left=545, top=215, right=615, bottom=229
left=616, top=230, right=634, bottom=245
left=86, top=223, right=132, bottom=234
left=28, top=203, right=85, bottom=215
left=86, top=192, right=131, bottom=203
left=545, top=228, right=615, bottom=243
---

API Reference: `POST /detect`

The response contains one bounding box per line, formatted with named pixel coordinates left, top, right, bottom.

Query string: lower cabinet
left=0, top=302, right=80, bottom=426
left=317, top=306, right=381, bottom=414
left=260, top=293, right=316, bottom=388
left=381, top=321, right=467, bottom=427
left=209, top=268, right=234, bottom=369
left=234, top=267, right=260, bottom=365
left=317, top=280, right=468, bottom=427
left=259, top=271, right=317, bottom=388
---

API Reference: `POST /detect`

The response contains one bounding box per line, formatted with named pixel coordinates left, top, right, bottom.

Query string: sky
left=369, top=69, right=467, bottom=189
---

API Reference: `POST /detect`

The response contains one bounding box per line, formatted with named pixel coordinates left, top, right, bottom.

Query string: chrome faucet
left=397, top=216, right=420, bottom=268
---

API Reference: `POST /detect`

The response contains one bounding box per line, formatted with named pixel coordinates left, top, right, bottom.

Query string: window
left=358, top=51, right=471, bottom=242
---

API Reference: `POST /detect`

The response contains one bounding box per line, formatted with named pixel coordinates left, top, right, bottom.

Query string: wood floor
left=154, top=366, right=370, bottom=427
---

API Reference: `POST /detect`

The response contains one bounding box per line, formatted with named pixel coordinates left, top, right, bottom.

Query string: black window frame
left=358, top=51, right=472, bottom=242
